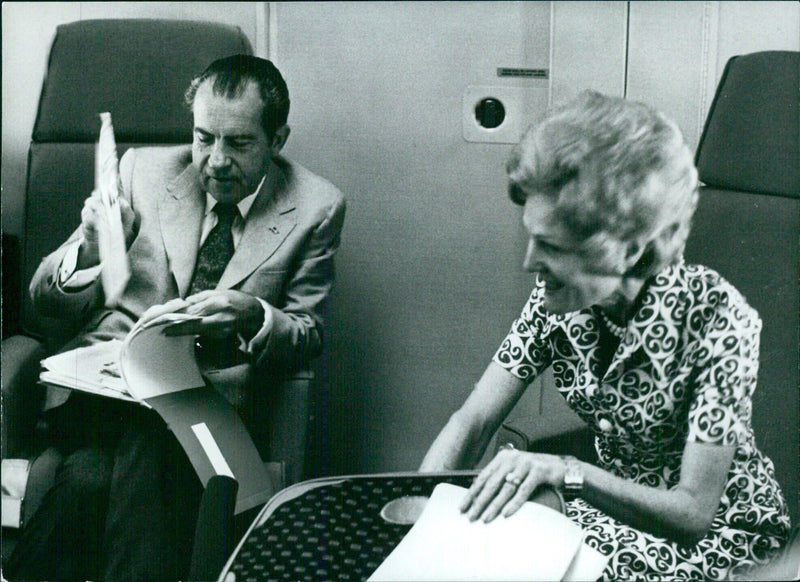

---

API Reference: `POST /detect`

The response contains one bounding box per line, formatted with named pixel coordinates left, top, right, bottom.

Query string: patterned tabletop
left=222, top=473, right=478, bottom=582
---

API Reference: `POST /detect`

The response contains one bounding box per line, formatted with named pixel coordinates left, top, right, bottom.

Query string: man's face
left=192, top=80, right=276, bottom=204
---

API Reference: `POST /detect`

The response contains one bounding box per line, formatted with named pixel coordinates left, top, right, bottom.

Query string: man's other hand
left=160, top=290, right=266, bottom=341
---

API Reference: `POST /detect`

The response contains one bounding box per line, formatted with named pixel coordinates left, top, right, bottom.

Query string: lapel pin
left=269, top=226, right=280, bottom=234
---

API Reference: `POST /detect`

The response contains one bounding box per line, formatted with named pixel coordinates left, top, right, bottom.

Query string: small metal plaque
left=497, top=67, right=549, bottom=79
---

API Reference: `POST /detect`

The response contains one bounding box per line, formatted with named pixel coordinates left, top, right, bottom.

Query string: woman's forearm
left=419, top=408, right=494, bottom=471
left=420, top=363, right=529, bottom=472
left=579, top=442, right=735, bottom=546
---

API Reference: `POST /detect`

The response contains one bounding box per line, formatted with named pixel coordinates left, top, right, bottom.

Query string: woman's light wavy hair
left=507, top=90, right=698, bottom=279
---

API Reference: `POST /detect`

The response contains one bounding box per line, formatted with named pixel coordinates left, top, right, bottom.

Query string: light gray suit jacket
left=31, top=145, right=346, bottom=410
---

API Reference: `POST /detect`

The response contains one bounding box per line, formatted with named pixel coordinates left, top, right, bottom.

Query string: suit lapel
left=160, top=165, right=204, bottom=297
left=218, top=162, right=298, bottom=290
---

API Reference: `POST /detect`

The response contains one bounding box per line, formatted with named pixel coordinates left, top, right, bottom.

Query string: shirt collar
left=548, top=260, right=687, bottom=338
left=203, top=174, right=267, bottom=221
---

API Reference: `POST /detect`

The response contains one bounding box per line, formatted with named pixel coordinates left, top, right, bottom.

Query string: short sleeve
left=688, top=290, right=761, bottom=446
left=492, top=284, right=553, bottom=382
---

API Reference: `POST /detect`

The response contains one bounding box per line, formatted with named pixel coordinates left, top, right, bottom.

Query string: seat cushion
left=695, top=51, right=799, bottom=197
left=34, top=19, right=253, bottom=143
left=685, top=186, right=799, bottom=523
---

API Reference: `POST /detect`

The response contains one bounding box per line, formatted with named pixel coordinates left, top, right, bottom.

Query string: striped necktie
left=189, top=202, right=237, bottom=294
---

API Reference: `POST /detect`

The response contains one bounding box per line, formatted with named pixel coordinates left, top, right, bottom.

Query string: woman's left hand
left=460, top=447, right=566, bottom=522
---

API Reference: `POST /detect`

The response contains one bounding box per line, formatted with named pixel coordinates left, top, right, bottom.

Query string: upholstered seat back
left=684, top=50, right=800, bottom=522
left=22, top=19, right=252, bottom=345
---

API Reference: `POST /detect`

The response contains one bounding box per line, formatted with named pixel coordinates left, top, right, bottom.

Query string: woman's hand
left=460, top=447, right=567, bottom=523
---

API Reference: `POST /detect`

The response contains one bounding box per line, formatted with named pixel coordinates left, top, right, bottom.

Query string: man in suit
left=6, top=55, right=346, bottom=581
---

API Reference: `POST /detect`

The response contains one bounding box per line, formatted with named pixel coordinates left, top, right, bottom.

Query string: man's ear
left=270, top=124, right=290, bottom=155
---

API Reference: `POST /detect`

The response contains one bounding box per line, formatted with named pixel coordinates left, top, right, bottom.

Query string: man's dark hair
left=185, top=54, right=290, bottom=138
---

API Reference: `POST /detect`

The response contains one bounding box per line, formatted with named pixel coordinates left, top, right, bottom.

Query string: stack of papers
left=368, top=483, right=608, bottom=581
left=39, top=313, right=204, bottom=405
left=38, top=312, right=273, bottom=513
left=40, top=339, right=136, bottom=403
left=118, top=313, right=205, bottom=400
left=95, top=112, right=130, bottom=306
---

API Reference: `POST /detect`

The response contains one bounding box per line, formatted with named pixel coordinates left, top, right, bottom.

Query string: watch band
left=561, top=455, right=584, bottom=499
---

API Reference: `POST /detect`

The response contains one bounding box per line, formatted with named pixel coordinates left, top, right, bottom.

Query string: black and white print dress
left=493, top=261, right=790, bottom=581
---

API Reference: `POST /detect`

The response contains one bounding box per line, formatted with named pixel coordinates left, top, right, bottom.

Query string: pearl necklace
left=598, top=309, right=626, bottom=339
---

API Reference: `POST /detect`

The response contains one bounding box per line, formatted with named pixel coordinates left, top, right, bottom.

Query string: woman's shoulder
left=660, top=261, right=760, bottom=323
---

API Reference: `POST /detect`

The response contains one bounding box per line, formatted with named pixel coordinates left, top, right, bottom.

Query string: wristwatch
left=561, top=455, right=584, bottom=500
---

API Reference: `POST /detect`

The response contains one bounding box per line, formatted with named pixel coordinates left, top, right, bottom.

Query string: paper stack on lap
left=39, top=312, right=273, bottom=513
left=39, top=340, right=136, bottom=403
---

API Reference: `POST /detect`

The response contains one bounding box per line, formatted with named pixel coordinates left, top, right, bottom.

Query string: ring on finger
left=504, top=473, right=523, bottom=487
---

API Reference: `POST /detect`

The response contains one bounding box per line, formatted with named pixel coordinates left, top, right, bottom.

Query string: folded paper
left=95, top=112, right=130, bottom=306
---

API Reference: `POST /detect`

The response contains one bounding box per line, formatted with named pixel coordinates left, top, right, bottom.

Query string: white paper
left=40, top=339, right=139, bottom=403
left=191, top=422, right=235, bottom=478
left=2, top=459, right=31, bottom=498
left=562, top=539, right=609, bottom=582
left=1, top=496, right=23, bottom=528
left=40, top=314, right=206, bottom=403
left=119, top=313, right=206, bottom=400
left=1, top=459, right=30, bottom=528
left=369, top=483, right=601, bottom=582
left=96, top=112, right=130, bottom=306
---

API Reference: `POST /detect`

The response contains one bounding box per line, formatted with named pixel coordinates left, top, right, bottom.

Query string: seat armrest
left=246, top=373, right=314, bottom=488
left=189, top=474, right=239, bottom=582
left=2, top=233, right=22, bottom=339
left=2, top=335, right=48, bottom=458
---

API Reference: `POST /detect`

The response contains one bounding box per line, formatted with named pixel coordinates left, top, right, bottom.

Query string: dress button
left=598, top=418, right=613, bottom=433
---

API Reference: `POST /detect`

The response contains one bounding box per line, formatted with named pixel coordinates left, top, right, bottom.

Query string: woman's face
left=521, top=193, right=628, bottom=315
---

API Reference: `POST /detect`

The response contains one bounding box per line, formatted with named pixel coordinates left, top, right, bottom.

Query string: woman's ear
left=626, top=222, right=681, bottom=277
left=622, top=238, right=647, bottom=273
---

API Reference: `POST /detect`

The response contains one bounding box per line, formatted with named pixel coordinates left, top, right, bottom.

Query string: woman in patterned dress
left=420, top=90, right=790, bottom=580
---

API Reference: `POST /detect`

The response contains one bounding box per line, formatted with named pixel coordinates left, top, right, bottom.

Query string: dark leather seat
left=684, top=50, right=799, bottom=525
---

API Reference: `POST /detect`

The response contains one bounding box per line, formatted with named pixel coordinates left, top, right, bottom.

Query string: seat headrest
left=695, top=51, right=799, bottom=198
left=33, top=19, right=253, bottom=144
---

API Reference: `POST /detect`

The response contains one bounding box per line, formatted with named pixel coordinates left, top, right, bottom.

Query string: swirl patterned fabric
left=493, top=261, right=790, bottom=580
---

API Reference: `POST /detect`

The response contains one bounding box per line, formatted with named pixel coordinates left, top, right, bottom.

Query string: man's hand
left=77, top=192, right=137, bottom=269
left=141, top=290, right=266, bottom=341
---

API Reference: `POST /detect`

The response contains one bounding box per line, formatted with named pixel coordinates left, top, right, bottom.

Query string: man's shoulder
left=122, top=144, right=193, bottom=177
left=276, top=156, right=345, bottom=206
